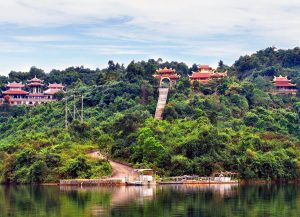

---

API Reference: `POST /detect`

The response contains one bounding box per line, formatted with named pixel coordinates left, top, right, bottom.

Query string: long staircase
left=154, top=88, right=169, bottom=120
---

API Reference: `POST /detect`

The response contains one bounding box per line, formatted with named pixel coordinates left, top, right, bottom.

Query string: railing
left=276, top=89, right=297, bottom=92
left=13, top=98, right=56, bottom=102
left=271, top=89, right=297, bottom=94
left=0, top=97, right=57, bottom=105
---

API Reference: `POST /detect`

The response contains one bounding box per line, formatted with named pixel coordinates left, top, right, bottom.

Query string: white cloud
left=0, top=42, right=33, bottom=53
left=12, top=35, right=73, bottom=42
left=1, top=0, right=300, bottom=38
left=1, top=0, right=300, bottom=75
left=46, top=44, right=147, bottom=55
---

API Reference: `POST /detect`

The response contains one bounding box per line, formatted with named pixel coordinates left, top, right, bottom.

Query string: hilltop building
left=2, top=82, right=28, bottom=102
left=189, top=65, right=227, bottom=84
left=153, top=67, right=180, bottom=88
left=272, top=75, right=297, bottom=94
left=0, top=76, right=64, bottom=105
left=44, top=83, right=65, bottom=99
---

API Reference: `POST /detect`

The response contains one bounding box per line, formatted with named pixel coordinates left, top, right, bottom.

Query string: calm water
left=0, top=184, right=300, bottom=217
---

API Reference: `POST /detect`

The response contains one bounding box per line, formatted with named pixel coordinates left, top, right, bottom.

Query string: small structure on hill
left=272, top=75, right=297, bottom=94
left=189, top=65, right=227, bottom=84
left=0, top=76, right=65, bottom=105
left=153, top=67, right=180, bottom=88
left=126, top=169, right=156, bottom=186
left=44, top=83, right=65, bottom=99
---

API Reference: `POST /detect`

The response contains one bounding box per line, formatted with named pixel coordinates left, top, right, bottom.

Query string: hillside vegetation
left=1, top=47, right=300, bottom=183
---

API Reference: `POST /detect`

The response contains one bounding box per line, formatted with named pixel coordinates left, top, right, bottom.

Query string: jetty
left=60, top=169, right=157, bottom=187
left=59, top=151, right=239, bottom=186
left=159, top=173, right=239, bottom=185
left=59, top=178, right=125, bottom=186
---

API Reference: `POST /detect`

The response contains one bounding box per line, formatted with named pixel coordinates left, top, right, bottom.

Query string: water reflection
left=0, top=184, right=300, bottom=217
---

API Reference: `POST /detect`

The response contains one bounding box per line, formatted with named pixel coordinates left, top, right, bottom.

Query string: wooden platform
left=184, top=180, right=239, bottom=185
left=60, top=178, right=125, bottom=186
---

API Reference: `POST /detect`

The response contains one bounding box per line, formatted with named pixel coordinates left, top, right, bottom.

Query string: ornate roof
left=273, top=75, right=296, bottom=87
left=6, top=82, right=24, bottom=88
left=156, top=67, right=176, bottom=74
left=189, top=71, right=227, bottom=79
left=273, top=75, right=290, bottom=82
left=48, top=83, right=64, bottom=88
left=28, top=82, right=44, bottom=86
left=28, top=76, right=43, bottom=83
left=189, top=72, right=211, bottom=79
left=44, top=89, right=62, bottom=95
left=274, top=83, right=296, bottom=87
left=198, top=65, right=212, bottom=70
left=2, top=89, right=28, bottom=95
left=153, top=67, right=180, bottom=81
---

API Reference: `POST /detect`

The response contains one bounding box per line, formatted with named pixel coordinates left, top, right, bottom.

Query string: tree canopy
left=1, top=50, right=300, bottom=183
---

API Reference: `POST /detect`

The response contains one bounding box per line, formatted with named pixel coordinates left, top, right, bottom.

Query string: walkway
left=87, top=151, right=138, bottom=180
left=154, top=88, right=169, bottom=120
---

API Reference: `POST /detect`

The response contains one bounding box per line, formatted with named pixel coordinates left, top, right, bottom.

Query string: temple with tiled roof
left=44, top=83, right=65, bottom=99
left=272, top=75, right=297, bottom=94
left=0, top=77, right=65, bottom=105
left=189, top=65, right=227, bottom=84
left=153, top=67, right=180, bottom=88
left=2, top=82, right=29, bottom=105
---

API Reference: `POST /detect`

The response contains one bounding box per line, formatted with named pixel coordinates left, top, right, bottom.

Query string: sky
left=0, top=0, right=300, bottom=75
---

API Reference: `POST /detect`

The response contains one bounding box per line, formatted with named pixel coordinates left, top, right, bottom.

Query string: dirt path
left=87, top=151, right=138, bottom=179
left=109, top=160, right=138, bottom=179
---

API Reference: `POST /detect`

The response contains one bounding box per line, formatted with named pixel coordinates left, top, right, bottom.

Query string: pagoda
left=272, top=75, right=297, bottom=94
left=44, top=83, right=65, bottom=99
left=27, top=76, right=47, bottom=103
left=153, top=67, right=180, bottom=88
left=189, top=65, right=227, bottom=84
left=1, top=82, right=28, bottom=105
left=0, top=76, right=65, bottom=106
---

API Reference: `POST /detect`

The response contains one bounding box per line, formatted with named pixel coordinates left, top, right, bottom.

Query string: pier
left=59, top=178, right=125, bottom=186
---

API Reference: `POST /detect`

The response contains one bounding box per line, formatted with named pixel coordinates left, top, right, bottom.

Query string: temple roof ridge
left=28, top=76, right=43, bottom=83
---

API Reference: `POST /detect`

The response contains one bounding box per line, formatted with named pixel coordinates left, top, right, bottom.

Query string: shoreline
left=2, top=179, right=300, bottom=186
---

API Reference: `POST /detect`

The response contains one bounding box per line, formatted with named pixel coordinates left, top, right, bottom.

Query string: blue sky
left=0, top=0, right=300, bottom=75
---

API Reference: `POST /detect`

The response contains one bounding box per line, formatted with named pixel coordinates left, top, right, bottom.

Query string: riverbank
left=1, top=183, right=300, bottom=217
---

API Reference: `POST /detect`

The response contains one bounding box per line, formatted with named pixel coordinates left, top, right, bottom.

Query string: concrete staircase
left=154, top=88, right=169, bottom=120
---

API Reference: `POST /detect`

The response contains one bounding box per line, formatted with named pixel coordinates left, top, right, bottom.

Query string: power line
left=64, top=94, right=84, bottom=128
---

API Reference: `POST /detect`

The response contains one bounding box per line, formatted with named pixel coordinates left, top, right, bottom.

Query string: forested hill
left=1, top=47, right=300, bottom=184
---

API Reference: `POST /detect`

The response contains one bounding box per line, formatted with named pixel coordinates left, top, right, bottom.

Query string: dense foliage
left=1, top=47, right=300, bottom=183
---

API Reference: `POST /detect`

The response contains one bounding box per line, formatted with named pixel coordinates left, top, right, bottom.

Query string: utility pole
left=65, top=98, right=68, bottom=129
left=64, top=92, right=85, bottom=127
left=73, top=95, right=76, bottom=120
left=81, top=94, right=84, bottom=123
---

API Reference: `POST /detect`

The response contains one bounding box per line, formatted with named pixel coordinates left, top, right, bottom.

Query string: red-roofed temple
left=1, top=82, right=28, bottom=105
left=189, top=65, right=227, bottom=84
left=0, top=77, right=65, bottom=105
left=27, top=76, right=45, bottom=102
left=272, top=75, right=297, bottom=94
left=44, top=83, right=65, bottom=99
left=153, top=67, right=180, bottom=88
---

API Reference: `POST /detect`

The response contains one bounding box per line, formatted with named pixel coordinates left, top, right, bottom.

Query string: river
left=0, top=184, right=299, bottom=217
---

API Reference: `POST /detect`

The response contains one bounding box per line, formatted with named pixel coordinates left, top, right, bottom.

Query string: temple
left=44, top=83, right=65, bottom=99
left=272, top=75, right=297, bottom=94
left=153, top=67, right=180, bottom=88
left=189, top=65, right=227, bottom=84
left=0, top=76, right=65, bottom=105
